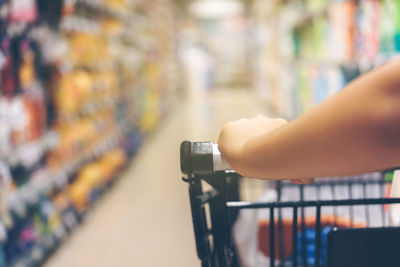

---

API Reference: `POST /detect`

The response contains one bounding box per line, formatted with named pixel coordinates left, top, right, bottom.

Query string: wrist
left=229, top=140, right=253, bottom=178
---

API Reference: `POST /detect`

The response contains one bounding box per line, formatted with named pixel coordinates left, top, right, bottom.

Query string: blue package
left=293, top=226, right=334, bottom=265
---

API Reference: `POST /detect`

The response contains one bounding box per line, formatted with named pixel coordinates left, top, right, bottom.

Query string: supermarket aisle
left=44, top=88, right=267, bottom=267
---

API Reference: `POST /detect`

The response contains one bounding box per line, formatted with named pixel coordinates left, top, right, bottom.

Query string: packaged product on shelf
left=37, top=197, right=66, bottom=241
left=53, top=191, right=78, bottom=231
left=69, top=162, right=103, bottom=212
left=55, top=70, right=94, bottom=118
left=325, top=66, right=345, bottom=96
left=0, top=0, right=179, bottom=265
left=5, top=96, right=29, bottom=149
left=253, top=0, right=400, bottom=117
left=101, top=18, right=123, bottom=37
left=0, top=40, right=16, bottom=98
left=68, top=181, right=90, bottom=214
left=67, top=33, right=109, bottom=68
left=99, top=148, right=127, bottom=182
left=357, top=0, right=381, bottom=69
left=379, top=0, right=396, bottom=58
left=62, top=0, right=76, bottom=16
left=0, top=221, right=6, bottom=267
left=103, top=0, right=127, bottom=11
left=9, top=0, right=38, bottom=23
left=328, top=1, right=357, bottom=62
left=0, top=163, right=12, bottom=238
left=389, top=170, right=400, bottom=226
left=19, top=39, right=47, bottom=141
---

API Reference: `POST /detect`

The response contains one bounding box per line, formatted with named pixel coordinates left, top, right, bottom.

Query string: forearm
left=238, top=60, right=400, bottom=179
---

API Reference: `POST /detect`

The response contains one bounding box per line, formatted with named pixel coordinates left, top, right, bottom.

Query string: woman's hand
left=290, top=178, right=315, bottom=185
left=218, top=115, right=314, bottom=184
left=217, top=115, right=287, bottom=175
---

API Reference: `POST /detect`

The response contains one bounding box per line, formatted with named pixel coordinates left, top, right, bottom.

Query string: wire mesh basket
left=180, top=141, right=400, bottom=267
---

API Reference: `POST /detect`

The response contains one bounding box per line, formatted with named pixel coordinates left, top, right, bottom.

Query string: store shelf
left=60, top=15, right=101, bottom=34
left=5, top=127, right=143, bottom=267
left=0, top=0, right=178, bottom=265
left=58, top=96, right=120, bottom=125
left=1, top=132, right=59, bottom=168
left=252, top=0, right=400, bottom=117
left=78, top=0, right=132, bottom=23
left=27, top=126, right=123, bottom=205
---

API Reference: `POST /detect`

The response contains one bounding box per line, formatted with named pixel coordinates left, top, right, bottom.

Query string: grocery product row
left=0, top=0, right=179, bottom=266
left=251, top=0, right=400, bottom=118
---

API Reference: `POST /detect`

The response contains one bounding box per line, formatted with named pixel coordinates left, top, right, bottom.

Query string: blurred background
left=0, top=0, right=397, bottom=266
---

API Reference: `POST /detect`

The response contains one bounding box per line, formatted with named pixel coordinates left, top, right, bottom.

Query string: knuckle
left=276, top=118, right=288, bottom=124
left=223, top=121, right=233, bottom=128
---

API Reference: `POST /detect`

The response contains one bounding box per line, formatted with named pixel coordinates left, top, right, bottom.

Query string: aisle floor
left=44, top=88, right=267, bottom=267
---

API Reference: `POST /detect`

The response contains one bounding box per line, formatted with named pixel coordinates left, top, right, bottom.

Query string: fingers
left=290, top=178, right=315, bottom=185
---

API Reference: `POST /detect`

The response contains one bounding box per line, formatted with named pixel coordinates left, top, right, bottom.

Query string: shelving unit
left=0, top=0, right=179, bottom=266
left=251, top=0, right=400, bottom=119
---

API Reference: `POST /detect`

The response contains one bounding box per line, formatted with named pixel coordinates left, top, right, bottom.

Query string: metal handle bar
left=180, top=141, right=232, bottom=175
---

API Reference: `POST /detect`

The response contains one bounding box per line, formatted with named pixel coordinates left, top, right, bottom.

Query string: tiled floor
left=44, top=88, right=268, bottom=267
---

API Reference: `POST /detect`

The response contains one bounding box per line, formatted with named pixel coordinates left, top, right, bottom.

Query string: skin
left=218, top=58, right=400, bottom=183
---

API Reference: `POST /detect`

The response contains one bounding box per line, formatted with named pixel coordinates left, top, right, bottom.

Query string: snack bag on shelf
left=9, top=0, right=38, bottom=23
left=0, top=99, right=13, bottom=156
left=99, top=148, right=126, bottom=182
left=0, top=162, right=12, bottom=222
left=389, top=170, right=400, bottom=226
left=357, top=0, right=381, bottom=66
left=62, top=0, right=76, bottom=16
left=1, top=46, right=17, bottom=98
left=379, top=0, right=396, bottom=57
left=68, top=182, right=90, bottom=213
left=53, top=192, right=78, bottom=231
left=104, top=0, right=128, bottom=12
left=0, top=220, right=6, bottom=267
left=19, top=40, right=47, bottom=141
left=6, top=96, right=29, bottom=148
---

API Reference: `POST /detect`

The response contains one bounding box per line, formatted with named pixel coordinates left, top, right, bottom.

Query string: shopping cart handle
left=180, top=141, right=231, bottom=175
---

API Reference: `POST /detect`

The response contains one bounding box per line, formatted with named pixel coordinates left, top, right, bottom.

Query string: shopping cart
left=180, top=141, right=400, bottom=267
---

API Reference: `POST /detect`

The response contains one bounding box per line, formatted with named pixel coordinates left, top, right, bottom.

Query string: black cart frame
left=180, top=141, right=400, bottom=267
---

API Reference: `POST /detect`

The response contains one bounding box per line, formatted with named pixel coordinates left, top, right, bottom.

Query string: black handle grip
left=180, top=141, right=214, bottom=175
left=180, top=141, right=192, bottom=175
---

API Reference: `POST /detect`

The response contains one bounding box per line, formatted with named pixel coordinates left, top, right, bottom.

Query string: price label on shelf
left=43, top=131, right=59, bottom=150
left=63, top=211, right=78, bottom=230
left=20, top=185, right=39, bottom=206
left=53, top=224, right=67, bottom=241
left=30, top=245, right=44, bottom=263
left=54, top=171, right=69, bottom=191
left=8, top=191, right=27, bottom=219
left=17, top=141, right=43, bottom=168
left=0, top=221, right=7, bottom=242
